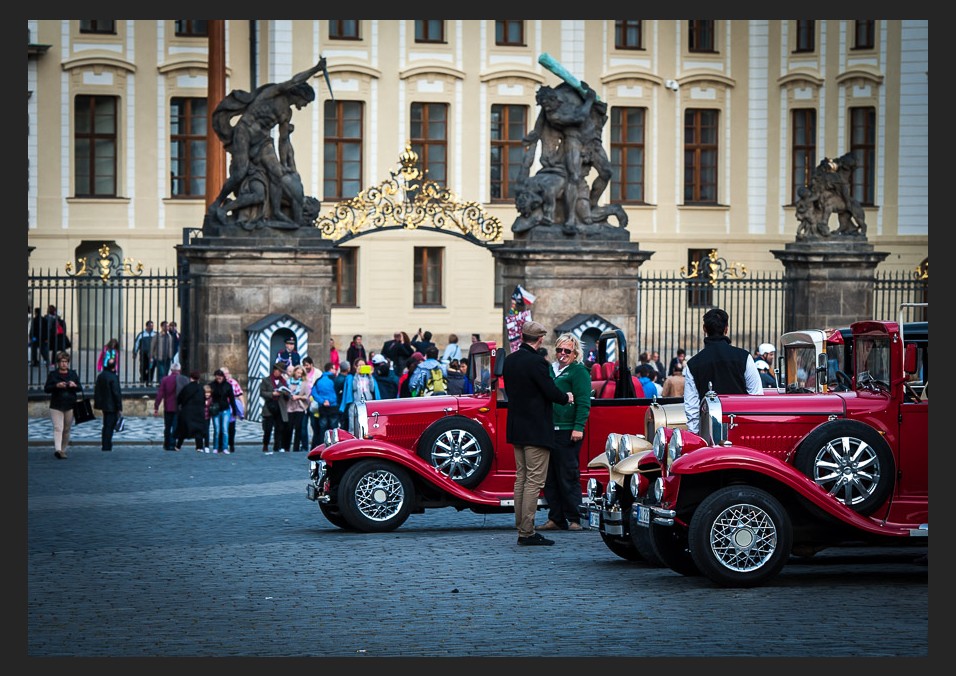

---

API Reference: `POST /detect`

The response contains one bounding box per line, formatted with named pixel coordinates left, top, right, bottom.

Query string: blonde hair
left=554, top=333, right=584, bottom=364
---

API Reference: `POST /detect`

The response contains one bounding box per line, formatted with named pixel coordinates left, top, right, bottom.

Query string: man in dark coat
left=93, top=358, right=123, bottom=451
left=175, top=371, right=207, bottom=451
left=683, top=308, right=763, bottom=434
left=501, top=320, right=572, bottom=547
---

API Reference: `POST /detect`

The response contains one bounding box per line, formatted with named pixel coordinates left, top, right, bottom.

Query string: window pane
left=324, top=100, right=364, bottom=200
left=611, top=106, right=645, bottom=203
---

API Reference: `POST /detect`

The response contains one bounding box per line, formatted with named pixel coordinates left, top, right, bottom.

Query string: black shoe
left=517, top=533, right=555, bottom=546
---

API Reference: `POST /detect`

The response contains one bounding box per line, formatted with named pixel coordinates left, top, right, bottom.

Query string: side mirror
left=903, top=343, right=918, bottom=375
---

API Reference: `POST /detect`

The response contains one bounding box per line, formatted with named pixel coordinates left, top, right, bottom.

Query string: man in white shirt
left=684, top=308, right=763, bottom=434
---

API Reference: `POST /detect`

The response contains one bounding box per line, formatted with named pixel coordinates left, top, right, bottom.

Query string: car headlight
left=586, top=477, right=603, bottom=501
left=605, top=481, right=619, bottom=507
left=667, top=428, right=683, bottom=465
left=309, top=458, right=327, bottom=481
left=630, top=472, right=649, bottom=499
left=323, top=428, right=340, bottom=447
left=605, top=433, right=621, bottom=466
left=651, top=477, right=664, bottom=503
left=653, top=427, right=667, bottom=463
left=618, top=433, right=646, bottom=464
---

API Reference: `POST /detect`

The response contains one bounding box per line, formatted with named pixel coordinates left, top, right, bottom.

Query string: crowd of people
left=40, top=318, right=486, bottom=459
left=42, top=317, right=782, bottom=469
left=243, top=330, right=484, bottom=454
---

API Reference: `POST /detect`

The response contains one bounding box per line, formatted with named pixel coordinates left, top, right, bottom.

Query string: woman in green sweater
left=539, top=333, right=592, bottom=531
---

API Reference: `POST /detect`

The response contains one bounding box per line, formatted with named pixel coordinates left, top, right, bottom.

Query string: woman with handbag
left=44, top=350, right=83, bottom=459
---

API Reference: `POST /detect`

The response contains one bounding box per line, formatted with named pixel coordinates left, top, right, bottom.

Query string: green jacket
left=552, top=360, right=592, bottom=432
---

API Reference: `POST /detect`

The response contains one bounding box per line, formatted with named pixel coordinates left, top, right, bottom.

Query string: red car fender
left=319, top=437, right=500, bottom=507
left=669, top=445, right=918, bottom=537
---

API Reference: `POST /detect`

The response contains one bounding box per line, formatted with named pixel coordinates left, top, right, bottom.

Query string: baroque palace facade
left=26, top=19, right=928, bottom=351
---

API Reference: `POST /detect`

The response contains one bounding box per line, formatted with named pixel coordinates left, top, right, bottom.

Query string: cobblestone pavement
left=28, top=415, right=274, bottom=447
left=25, top=432, right=930, bottom=659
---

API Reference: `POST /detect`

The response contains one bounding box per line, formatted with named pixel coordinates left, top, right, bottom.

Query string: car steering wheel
left=834, top=370, right=853, bottom=391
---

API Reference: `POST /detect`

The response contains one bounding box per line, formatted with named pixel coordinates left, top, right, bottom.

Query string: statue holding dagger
left=513, top=53, right=626, bottom=238
left=207, top=58, right=333, bottom=230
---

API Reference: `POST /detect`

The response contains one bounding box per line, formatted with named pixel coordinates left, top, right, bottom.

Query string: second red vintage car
left=306, top=330, right=681, bottom=532
left=585, top=315, right=929, bottom=572
left=629, top=310, right=928, bottom=586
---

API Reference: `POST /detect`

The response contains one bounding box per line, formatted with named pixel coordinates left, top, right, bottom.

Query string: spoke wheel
left=339, top=460, right=414, bottom=532
left=417, top=417, right=492, bottom=488
left=794, top=420, right=894, bottom=515
left=689, top=485, right=792, bottom=588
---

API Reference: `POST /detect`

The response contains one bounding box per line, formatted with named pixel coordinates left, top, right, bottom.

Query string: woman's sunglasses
left=555, top=347, right=574, bottom=355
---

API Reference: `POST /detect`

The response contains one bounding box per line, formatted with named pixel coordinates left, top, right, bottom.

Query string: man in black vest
left=684, top=308, right=763, bottom=434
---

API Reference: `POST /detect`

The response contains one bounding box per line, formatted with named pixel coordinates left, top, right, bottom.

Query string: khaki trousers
left=513, top=444, right=550, bottom=538
left=50, top=408, right=74, bottom=453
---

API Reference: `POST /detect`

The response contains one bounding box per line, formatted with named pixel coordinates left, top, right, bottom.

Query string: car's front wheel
left=339, top=460, right=414, bottom=532
left=629, top=509, right=663, bottom=566
left=319, top=502, right=354, bottom=530
left=647, top=521, right=699, bottom=577
left=600, top=532, right=644, bottom=562
left=688, top=485, right=793, bottom=588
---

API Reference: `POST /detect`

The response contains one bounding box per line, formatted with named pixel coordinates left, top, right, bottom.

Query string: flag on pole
left=517, top=285, right=536, bottom=305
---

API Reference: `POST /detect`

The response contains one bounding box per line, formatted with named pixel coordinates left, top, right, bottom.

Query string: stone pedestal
left=177, top=222, right=340, bottom=385
left=492, top=231, right=653, bottom=350
left=771, top=238, right=888, bottom=331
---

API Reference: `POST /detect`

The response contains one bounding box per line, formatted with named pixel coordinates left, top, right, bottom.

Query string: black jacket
left=176, top=381, right=207, bottom=437
left=93, top=368, right=123, bottom=413
left=209, top=378, right=238, bottom=416
left=44, top=368, right=83, bottom=412
left=502, top=342, right=570, bottom=450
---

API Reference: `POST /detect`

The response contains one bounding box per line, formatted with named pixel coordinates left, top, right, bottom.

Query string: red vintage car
left=583, top=324, right=854, bottom=564
left=306, top=330, right=681, bottom=532
left=629, top=312, right=928, bottom=586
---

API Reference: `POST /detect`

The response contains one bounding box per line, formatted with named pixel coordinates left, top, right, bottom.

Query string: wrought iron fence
left=874, top=268, right=929, bottom=322
left=635, top=270, right=795, bottom=367
left=637, top=265, right=929, bottom=367
left=27, top=248, right=926, bottom=397
left=27, top=256, right=187, bottom=398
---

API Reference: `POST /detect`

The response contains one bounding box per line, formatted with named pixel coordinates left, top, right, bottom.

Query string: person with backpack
left=309, top=362, right=340, bottom=443
left=408, top=346, right=447, bottom=396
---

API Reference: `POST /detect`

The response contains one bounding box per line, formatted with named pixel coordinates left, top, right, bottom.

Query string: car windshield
left=855, top=335, right=891, bottom=385
left=784, top=345, right=820, bottom=390
left=471, top=351, right=493, bottom=394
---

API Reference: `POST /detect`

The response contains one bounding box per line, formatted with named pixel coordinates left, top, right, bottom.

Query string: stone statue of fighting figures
left=206, top=58, right=331, bottom=231
left=793, top=152, right=868, bottom=241
left=512, top=54, right=628, bottom=239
